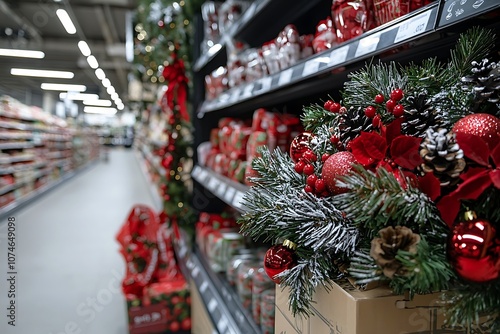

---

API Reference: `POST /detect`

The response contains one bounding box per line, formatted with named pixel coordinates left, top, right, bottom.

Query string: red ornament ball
left=452, top=113, right=500, bottom=150
left=314, top=178, right=327, bottom=193
left=161, top=153, right=174, bottom=169
left=306, top=174, right=318, bottom=187
left=304, top=185, right=313, bottom=193
left=290, top=132, right=315, bottom=162
left=321, top=153, right=331, bottom=162
left=374, top=94, right=385, bottom=104
left=264, top=242, right=297, bottom=283
left=449, top=213, right=500, bottom=282
left=321, top=151, right=357, bottom=194
left=330, top=102, right=341, bottom=113
left=302, top=150, right=317, bottom=162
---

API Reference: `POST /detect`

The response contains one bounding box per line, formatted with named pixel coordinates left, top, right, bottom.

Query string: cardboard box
left=276, top=281, right=492, bottom=334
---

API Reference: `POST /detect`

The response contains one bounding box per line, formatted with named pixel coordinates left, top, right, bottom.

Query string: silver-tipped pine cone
left=339, top=106, right=373, bottom=148
left=461, top=58, right=500, bottom=115
left=402, top=92, right=442, bottom=137
left=420, top=128, right=466, bottom=187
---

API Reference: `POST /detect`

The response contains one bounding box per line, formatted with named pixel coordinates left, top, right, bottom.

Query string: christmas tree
left=239, top=27, right=500, bottom=330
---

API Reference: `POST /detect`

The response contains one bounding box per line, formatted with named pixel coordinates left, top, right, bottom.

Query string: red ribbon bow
left=162, top=55, right=189, bottom=121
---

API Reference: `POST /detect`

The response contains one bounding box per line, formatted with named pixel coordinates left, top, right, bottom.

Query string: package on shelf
left=299, top=34, right=314, bottom=59
left=128, top=278, right=191, bottom=334
left=276, top=280, right=493, bottom=334
left=205, top=66, right=228, bottom=100
left=260, top=289, right=276, bottom=334
left=236, top=261, right=261, bottom=310
left=313, top=17, right=338, bottom=53
left=206, top=228, right=245, bottom=272
left=218, top=0, right=250, bottom=34
left=331, top=0, right=374, bottom=43
left=372, top=0, right=410, bottom=26
left=201, top=1, right=222, bottom=54
left=276, top=25, right=301, bottom=70
left=226, top=251, right=259, bottom=286
left=262, top=42, right=281, bottom=75
left=252, top=267, right=275, bottom=325
left=245, top=48, right=267, bottom=83
left=227, top=40, right=250, bottom=88
left=232, top=160, right=247, bottom=183
left=195, top=211, right=239, bottom=254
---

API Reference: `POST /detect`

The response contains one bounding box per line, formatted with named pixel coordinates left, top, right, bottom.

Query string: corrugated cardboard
left=276, top=281, right=491, bottom=334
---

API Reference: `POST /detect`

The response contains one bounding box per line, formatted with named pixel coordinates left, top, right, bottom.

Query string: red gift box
left=313, top=17, right=338, bottom=53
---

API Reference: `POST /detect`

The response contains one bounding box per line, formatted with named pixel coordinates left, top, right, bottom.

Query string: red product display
left=117, top=205, right=191, bottom=334
left=331, top=0, right=373, bottom=43
left=372, top=0, right=410, bottom=26
left=313, top=17, right=338, bottom=53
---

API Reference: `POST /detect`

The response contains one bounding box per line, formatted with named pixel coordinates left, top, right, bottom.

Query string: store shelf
left=134, top=150, right=164, bottom=211
left=0, top=142, right=34, bottom=150
left=0, top=133, right=34, bottom=140
left=198, top=4, right=440, bottom=117
left=191, top=165, right=248, bottom=213
left=0, top=161, right=46, bottom=175
left=0, top=154, right=35, bottom=164
left=0, top=162, right=97, bottom=220
left=193, top=0, right=325, bottom=72
left=0, top=120, right=31, bottom=131
left=174, top=230, right=260, bottom=334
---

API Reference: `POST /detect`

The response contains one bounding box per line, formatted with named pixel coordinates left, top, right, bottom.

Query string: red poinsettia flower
left=349, top=119, right=423, bottom=184
left=437, top=132, right=500, bottom=227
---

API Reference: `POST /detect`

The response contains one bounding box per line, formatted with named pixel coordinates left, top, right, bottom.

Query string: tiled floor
left=0, top=148, right=160, bottom=334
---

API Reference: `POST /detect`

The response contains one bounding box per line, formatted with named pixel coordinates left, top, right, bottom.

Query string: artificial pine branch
left=390, top=238, right=454, bottom=295
left=332, top=166, right=447, bottom=239
left=348, top=249, right=386, bottom=284
left=404, top=58, right=447, bottom=96
left=301, top=103, right=341, bottom=133
left=445, top=27, right=496, bottom=84
left=443, top=282, right=500, bottom=330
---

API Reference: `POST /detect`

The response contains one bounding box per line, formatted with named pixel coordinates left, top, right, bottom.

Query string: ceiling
left=0, top=0, right=138, bottom=111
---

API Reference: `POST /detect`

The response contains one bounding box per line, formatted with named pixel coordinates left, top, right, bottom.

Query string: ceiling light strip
left=56, top=9, right=77, bottom=34
left=11, top=68, right=74, bottom=79
left=0, top=49, right=45, bottom=58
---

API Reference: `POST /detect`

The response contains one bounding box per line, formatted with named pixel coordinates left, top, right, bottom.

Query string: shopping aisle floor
left=0, top=148, right=161, bottom=334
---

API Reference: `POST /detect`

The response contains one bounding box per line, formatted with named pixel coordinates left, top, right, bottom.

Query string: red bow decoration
left=437, top=132, right=500, bottom=227
left=162, top=54, right=190, bottom=121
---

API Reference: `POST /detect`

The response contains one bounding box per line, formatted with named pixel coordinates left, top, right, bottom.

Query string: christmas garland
left=239, top=27, right=500, bottom=329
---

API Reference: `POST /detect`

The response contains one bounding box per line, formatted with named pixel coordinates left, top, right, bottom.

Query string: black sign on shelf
left=438, top=0, right=499, bottom=27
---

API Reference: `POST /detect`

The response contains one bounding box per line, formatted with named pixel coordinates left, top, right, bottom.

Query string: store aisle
left=0, top=148, right=160, bottom=334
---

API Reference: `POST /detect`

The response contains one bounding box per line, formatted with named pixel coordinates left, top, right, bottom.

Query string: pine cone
left=462, top=58, right=500, bottom=115
left=420, top=128, right=466, bottom=187
left=339, top=106, right=373, bottom=148
left=401, top=93, right=442, bottom=137
left=370, top=226, right=420, bottom=279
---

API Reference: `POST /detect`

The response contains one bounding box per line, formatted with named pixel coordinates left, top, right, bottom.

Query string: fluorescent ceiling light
left=56, top=9, right=76, bottom=34
left=60, top=92, right=99, bottom=100
left=95, top=68, right=105, bottom=80
left=117, top=104, right=124, bottom=111
left=101, top=78, right=111, bottom=88
left=84, top=106, right=117, bottom=115
left=83, top=99, right=112, bottom=107
left=78, top=41, right=91, bottom=57
left=86, top=56, right=99, bottom=69
left=42, top=83, right=86, bottom=91
left=106, top=86, right=115, bottom=95
left=110, top=92, right=119, bottom=100
left=0, top=48, right=45, bottom=58
left=11, top=68, right=74, bottom=79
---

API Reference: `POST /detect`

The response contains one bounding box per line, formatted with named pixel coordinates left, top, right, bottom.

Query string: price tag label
left=232, top=191, right=245, bottom=209
left=192, top=266, right=200, bottom=278
left=192, top=166, right=201, bottom=178
left=217, top=317, right=228, bottom=332
left=178, top=245, right=187, bottom=258
left=199, top=169, right=208, bottom=182
left=329, top=45, right=349, bottom=67
left=208, top=177, right=219, bottom=191
left=256, top=76, right=273, bottom=93
left=208, top=298, right=218, bottom=312
left=217, top=182, right=227, bottom=197
left=224, top=187, right=236, bottom=203
left=200, top=281, right=208, bottom=293
left=395, top=10, right=432, bottom=43
left=240, top=83, right=255, bottom=99
left=278, top=68, right=293, bottom=86
left=355, top=35, right=380, bottom=57
left=302, top=59, right=320, bottom=77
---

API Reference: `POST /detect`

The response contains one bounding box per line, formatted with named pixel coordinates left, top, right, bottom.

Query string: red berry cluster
left=294, top=150, right=331, bottom=196
left=364, top=89, right=406, bottom=126
left=323, top=100, right=345, bottom=114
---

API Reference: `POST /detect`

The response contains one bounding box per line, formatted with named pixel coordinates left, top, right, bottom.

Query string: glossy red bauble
left=324, top=100, right=334, bottom=111
left=449, top=213, right=500, bottom=282
left=302, top=150, right=318, bottom=162
left=303, top=164, right=315, bottom=175
left=321, top=151, right=357, bottom=194
left=385, top=99, right=397, bottom=111
left=364, top=106, right=376, bottom=118
left=330, top=102, right=341, bottom=113
left=392, top=104, right=405, bottom=118
left=390, top=88, right=404, bottom=101
left=264, top=242, right=297, bottom=284
left=294, top=160, right=306, bottom=174
left=452, top=113, right=500, bottom=150
left=374, top=94, right=385, bottom=104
